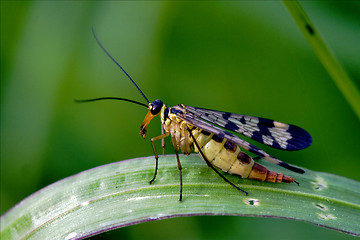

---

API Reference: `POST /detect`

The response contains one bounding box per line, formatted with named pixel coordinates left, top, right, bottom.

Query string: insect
left=77, top=29, right=312, bottom=201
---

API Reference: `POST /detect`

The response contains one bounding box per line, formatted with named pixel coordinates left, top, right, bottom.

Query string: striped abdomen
left=190, top=129, right=295, bottom=183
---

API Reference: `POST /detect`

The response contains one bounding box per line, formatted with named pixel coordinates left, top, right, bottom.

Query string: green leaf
left=1, top=155, right=360, bottom=239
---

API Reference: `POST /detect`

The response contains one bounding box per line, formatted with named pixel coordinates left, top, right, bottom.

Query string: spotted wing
left=172, top=106, right=304, bottom=174
left=185, top=106, right=312, bottom=151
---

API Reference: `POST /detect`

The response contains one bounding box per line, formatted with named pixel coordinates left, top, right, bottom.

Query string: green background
left=1, top=1, right=359, bottom=239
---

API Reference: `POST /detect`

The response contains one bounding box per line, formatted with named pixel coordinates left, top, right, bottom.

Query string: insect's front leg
left=150, top=132, right=169, bottom=184
left=161, top=125, right=166, bottom=155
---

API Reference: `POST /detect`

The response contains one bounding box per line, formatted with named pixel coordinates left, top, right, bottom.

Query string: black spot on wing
left=243, top=117, right=279, bottom=148
left=239, top=117, right=246, bottom=125
left=257, top=122, right=272, bottom=138
left=258, top=117, right=275, bottom=127
left=279, top=162, right=305, bottom=174
left=222, top=112, right=231, bottom=120
left=285, top=124, right=312, bottom=150
left=224, top=121, right=239, bottom=131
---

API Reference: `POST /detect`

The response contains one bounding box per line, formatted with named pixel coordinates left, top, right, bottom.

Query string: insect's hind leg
left=174, top=147, right=183, bottom=201
left=187, top=127, right=248, bottom=195
left=168, top=134, right=183, bottom=201
left=150, top=132, right=169, bottom=184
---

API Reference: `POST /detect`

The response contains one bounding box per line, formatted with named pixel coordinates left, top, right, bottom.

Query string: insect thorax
left=161, top=105, right=193, bottom=155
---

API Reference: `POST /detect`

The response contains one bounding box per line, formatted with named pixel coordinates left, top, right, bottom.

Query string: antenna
left=75, top=97, right=148, bottom=108
left=92, top=27, right=150, bottom=104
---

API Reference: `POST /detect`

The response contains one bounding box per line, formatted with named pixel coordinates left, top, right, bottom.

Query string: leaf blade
left=1, top=155, right=360, bottom=239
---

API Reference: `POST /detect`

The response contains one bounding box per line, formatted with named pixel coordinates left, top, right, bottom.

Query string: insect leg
left=161, top=125, right=166, bottom=155
left=170, top=134, right=183, bottom=201
left=187, top=128, right=248, bottom=196
left=150, top=132, right=169, bottom=184
left=174, top=148, right=183, bottom=201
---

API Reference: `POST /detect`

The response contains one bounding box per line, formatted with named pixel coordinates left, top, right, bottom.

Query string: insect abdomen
left=192, top=130, right=296, bottom=183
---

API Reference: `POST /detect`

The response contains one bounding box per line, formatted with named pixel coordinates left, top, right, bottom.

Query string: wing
left=185, top=106, right=312, bottom=151
left=172, top=105, right=304, bottom=174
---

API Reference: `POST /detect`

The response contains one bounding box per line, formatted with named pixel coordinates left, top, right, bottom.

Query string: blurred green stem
left=283, top=0, right=360, bottom=120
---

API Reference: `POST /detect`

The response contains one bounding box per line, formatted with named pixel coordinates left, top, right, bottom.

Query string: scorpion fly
left=77, top=29, right=312, bottom=201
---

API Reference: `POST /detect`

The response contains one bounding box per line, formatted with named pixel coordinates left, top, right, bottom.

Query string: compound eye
left=150, top=99, right=163, bottom=115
